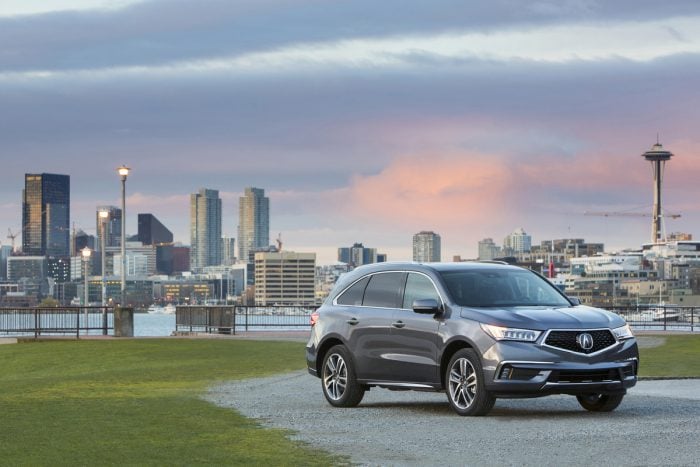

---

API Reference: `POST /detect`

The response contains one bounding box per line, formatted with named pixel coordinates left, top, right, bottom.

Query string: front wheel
left=576, top=393, right=625, bottom=412
left=446, top=348, right=495, bottom=416
left=321, top=345, right=365, bottom=407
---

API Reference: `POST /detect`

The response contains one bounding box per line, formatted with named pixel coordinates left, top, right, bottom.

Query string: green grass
left=0, top=339, right=340, bottom=466
left=639, top=334, right=700, bottom=378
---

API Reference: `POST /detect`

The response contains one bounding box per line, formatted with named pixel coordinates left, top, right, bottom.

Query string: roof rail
left=471, top=260, right=510, bottom=265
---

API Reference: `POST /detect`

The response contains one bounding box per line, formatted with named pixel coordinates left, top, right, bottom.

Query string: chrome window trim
left=540, top=328, right=621, bottom=357
left=332, top=270, right=446, bottom=310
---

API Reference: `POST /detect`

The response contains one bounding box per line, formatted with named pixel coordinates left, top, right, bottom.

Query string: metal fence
left=0, top=307, right=114, bottom=338
left=175, top=305, right=316, bottom=334
left=609, top=305, right=697, bottom=332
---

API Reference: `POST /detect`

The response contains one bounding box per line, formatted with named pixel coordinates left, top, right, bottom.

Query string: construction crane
left=6, top=228, right=18, bottom=253
left=584, top=211, right=681, bottom=219
left=276, top=233, right=283, bottom=251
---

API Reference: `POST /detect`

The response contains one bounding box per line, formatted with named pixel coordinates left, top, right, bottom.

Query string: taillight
left=310, top=312, right=319, bottom=327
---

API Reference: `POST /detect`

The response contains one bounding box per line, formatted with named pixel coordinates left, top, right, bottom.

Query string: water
left=134, top=313, right=176, bottom=337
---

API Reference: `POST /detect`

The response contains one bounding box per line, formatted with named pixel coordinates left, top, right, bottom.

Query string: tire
left=445, top=348, right=496, bottom=416
left=321, top=345, right=365, bottom=407
left=576, top=393, right=625, bottom=412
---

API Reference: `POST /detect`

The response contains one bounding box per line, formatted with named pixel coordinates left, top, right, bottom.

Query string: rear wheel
left=321, top=345, right=365, bottom=407
left=576, top=393, right=625, bottom=412
left=445, top=348, right=495, bottom=416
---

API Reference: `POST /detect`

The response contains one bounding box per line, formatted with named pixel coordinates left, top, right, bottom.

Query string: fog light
left=500, top=367, right=512, bottom=379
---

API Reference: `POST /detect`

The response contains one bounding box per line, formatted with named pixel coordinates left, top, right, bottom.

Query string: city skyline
left=2, top=1, right=700, bottom=264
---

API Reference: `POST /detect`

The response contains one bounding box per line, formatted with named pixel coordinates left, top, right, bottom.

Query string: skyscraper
left=190, top=188, right=222, bottom=271
left=96, top=206, right=122, bottom=250
left=413, top=231, right=441, bottom=262
left=138, top=213, right=173, bottom=245
left=222, top=236, right=236, bottom=265
left=238, top=187, right=270, bottom=262
left=22, top=173, right=70, bottom=256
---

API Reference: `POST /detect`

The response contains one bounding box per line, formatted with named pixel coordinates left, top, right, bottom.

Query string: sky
left=1, top=0, right=700, bottom=264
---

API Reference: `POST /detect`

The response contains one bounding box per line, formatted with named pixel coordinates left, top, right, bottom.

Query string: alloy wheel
left=448, top=357, right=478, bottom=409
left=323, top=353, right=348, bottom=401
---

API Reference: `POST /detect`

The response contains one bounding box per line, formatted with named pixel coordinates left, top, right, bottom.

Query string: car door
left=388, top=272, right=443, bottom=384
left=345, top=272, right=406, bottom=381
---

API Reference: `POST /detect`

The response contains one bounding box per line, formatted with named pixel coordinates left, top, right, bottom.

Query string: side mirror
left=568, top=296, right=581, bottom=306
left=413, top=298, right=441, bottom=314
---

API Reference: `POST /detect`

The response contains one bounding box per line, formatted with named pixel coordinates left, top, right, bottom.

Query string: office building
left=246, top=245, right=278, bottom=286
left=0, top=245, right=11, bottom=279
left=138, top=213, right=173, bottom=245
left=222, top=236, right=236, bottom=265
left=413, top=231, right=441, bottom=262
left=190, top=188, right=222, bottom=270
left=47, top=257, right=71, bottom=283
left=73, top=230, right=95, bottom=253
left=503, top=227, right=532, bottom=254
left=254, top=251, right=316, bottom=306
left=22, top=173, right=70, bottom=256
left=172, top=246, right=191, bottom=273
left=478, top=238, right=501, bottom=261
left=238, top=187, right=270, bottom=262
left=338, top=243, right=382, bottom=268
left=96, top=206, right=122, bottom=250
left=7, top=256, right=47, bottom=281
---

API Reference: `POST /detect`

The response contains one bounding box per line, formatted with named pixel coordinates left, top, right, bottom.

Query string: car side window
left=402, top=273, right=441, bottom=309
left=336, top=276, right=370, bottom=306
left=362, top=272, right=406, bottom=308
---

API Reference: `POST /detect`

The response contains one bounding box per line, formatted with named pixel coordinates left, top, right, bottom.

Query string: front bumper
left=482, top=338, right=639, bottom=397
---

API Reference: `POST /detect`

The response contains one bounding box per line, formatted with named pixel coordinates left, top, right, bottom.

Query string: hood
left=460, top=305, right=625, bottom=331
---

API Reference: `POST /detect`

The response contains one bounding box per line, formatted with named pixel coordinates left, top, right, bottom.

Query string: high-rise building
left=222, top=236, right=236, bottom=265
left=22, top=173, right=70, bottom=256
left=172, top=246, right=191, bottom=273
left=254, top=251, right=316, bottom=306
left=190, top=188, right=222, bottom=270
left=73, top=230, right=95, bottom=253
left=478, top=238, right=501, bottom=261
left=0, top=245, right=12, bottom=279
left=338, top=243, right=382, bottom=268
left=238, top=187, right=270, bottom=262
left=503, top=227, right=532, bottom=254
left=96, top=206, right=122, bottom=250
left=47, top=257, right=71, bottom=283
left=138, top=213, right=173, bottom=245
left=413, top=231, right=441, bottom=262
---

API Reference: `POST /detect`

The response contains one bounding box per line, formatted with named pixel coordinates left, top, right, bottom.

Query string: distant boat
left=148, top=304, right=176, bottom=314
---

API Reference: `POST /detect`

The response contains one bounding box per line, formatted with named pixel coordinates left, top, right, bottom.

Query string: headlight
left=480, top=323, right=541, bottom=342
left=612, top=324, right=634, bottom=341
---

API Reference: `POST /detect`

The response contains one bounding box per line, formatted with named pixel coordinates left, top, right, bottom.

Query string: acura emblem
left=576, top=333, right=594, bottom=350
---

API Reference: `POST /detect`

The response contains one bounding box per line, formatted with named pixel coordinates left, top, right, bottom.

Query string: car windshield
left=440, top=268, right=571, bottom=308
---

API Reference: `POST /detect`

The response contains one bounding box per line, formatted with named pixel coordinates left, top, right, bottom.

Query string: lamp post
left=99, top=209, right=109, bottom=334
left=82, top=247, right=92, bottom=331
left=117, top=165, right=130, bottom=305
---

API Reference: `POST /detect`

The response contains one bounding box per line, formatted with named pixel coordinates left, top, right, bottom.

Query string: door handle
left=392, top=320, right=406, bottom=329
left=347, top=318, right=359, bottom=325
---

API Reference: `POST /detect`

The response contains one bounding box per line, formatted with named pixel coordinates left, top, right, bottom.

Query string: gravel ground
left=206, top=372, right=700, bottom=466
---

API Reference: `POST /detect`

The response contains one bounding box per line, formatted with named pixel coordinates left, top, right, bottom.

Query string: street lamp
left=82, top=247, right=92, bottom=331
left=117, top=165, right=130, bottom=305
left=99, top=209, right=109, bottom=335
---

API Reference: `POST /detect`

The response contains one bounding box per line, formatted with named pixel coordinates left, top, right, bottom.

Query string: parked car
left=307, top=262, right=638, bottom=416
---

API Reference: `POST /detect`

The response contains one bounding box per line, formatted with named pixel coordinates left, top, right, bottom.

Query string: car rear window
left=336, top=276, right=370, bottom=306
left=362, top=272, right=406, bottom=308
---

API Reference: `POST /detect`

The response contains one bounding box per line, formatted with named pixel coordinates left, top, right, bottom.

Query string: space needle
left=642, top=140, right=673, bottom=244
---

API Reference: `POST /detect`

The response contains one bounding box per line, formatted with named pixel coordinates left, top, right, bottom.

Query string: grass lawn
left=638, top=334, right=700, bottom=378
left=0, top=339, right=340, bottom=466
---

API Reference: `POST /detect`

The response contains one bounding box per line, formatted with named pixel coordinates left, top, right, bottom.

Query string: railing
left=608, top=305, right=697, bottom=332
left=0, top=307, right=114, bottom=338
left=175, top=305, right=316, bottom=334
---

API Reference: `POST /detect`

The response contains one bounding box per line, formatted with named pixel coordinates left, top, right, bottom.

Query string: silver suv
left=306, top=262, right=638, bottom=416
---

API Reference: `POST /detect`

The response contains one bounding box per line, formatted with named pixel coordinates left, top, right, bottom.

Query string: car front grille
left=544, top=329, right=617, bottom=355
